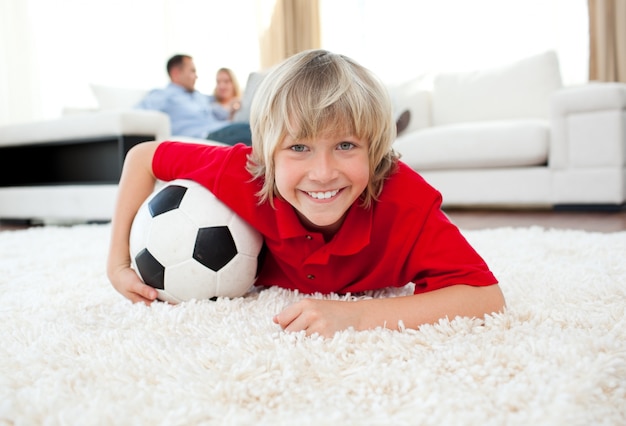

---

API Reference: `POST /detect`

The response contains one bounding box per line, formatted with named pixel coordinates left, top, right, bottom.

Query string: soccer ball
left=129, top=179, right=264, bottom=303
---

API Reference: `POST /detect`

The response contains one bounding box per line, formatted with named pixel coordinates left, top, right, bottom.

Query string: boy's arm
left=273, top=284, right=505, bottom=337
left=106, top=141, right=162, bottom=303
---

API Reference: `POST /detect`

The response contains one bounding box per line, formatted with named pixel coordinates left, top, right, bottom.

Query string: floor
left=1, top=208, right=625, bottom=233
left=443, top=208, right=626, bottom=233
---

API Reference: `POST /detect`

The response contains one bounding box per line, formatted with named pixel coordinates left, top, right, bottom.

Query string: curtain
left=588, top=0, right=626, bottom=82
left=259, top=0, right=321, bottom=69
left=0, top=1, right=42, bottom=126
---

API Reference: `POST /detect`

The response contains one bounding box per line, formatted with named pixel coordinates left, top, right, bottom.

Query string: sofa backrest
left=90, top=84, right=149, bottom=110
left=431, top=50, right=563, bottom=126
left=232, top=71, right=267, bottom=123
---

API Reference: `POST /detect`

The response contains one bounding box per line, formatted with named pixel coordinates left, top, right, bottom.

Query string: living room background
left=0, top=0, right=587, bottom=127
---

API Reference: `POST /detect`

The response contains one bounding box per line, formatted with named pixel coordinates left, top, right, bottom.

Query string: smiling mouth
left=306, top=189, right=340, bottom=200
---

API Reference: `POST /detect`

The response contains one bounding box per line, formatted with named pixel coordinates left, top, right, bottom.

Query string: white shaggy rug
left=0, top=224, right=625, bottom=425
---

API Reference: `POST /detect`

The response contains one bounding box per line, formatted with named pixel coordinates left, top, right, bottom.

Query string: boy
left=107, top=49, right=505, bottom=338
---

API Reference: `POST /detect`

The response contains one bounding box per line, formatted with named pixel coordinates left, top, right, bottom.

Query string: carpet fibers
left=0, top=224, right=624, bottom=425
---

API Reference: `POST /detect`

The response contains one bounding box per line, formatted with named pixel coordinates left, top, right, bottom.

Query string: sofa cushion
left=393, top=120, right=549, bottom=171
left=387, top=75, right=433, bottom=134
left=432, top=51, right=563, bottom=126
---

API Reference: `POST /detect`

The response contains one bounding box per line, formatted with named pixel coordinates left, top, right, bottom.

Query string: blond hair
left=246, top=49, right=399, bottom=208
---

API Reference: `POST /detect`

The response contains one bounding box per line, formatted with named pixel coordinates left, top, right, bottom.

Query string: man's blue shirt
left=135, top=83, right=228, bottom=138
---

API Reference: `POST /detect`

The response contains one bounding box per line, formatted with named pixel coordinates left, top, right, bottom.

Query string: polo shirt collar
left=274, top=198, right=373, bottom=256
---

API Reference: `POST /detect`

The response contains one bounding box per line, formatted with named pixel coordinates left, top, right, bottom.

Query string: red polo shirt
left=153, top=142, right=498, bottom=294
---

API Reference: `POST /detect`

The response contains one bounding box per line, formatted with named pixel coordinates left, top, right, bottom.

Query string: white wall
left=320, top=0, right=589, bottom=86
left=0, top=0, right=589, bottom=127
left=0, top=0, right=262, bottom=126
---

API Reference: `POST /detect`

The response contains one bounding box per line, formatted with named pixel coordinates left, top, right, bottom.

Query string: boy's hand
left=111, top=267, right=158, bottom=304
left=273, top=299, right=363, bottom=338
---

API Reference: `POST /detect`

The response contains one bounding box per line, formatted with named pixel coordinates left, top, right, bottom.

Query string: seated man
left=136, top=54, right=251, bottom=145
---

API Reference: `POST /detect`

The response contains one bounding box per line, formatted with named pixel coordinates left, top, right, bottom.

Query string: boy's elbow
left=483, top=283, right=506, bottom=315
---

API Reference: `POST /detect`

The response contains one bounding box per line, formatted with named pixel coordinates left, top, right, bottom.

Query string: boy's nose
left=309, top=152, right=338, bottom=182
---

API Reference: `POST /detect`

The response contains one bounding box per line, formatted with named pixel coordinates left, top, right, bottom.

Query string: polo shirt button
left=305, top=235, right=313, bottom=240
left=307, top=274, right=315, bottom=279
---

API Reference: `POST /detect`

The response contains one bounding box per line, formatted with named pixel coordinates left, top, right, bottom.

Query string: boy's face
left=274, top=132, right=370, bottom=236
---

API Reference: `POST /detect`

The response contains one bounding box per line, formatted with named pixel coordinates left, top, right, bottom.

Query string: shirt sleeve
left=381, top=166, right=497, bottom=293
left=406, top=196, right=498, bottom=293
left=207, top=95, right=231, bottom=121
left=152, top=141, right=263, bottom=230
left=153, top=141, right=237, bottom=190
left=135, top=89, right=167, bottom=111
left=211, top=104, right=231, bottom=121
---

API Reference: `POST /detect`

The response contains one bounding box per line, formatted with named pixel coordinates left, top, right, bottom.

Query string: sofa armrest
left=550, top=82, right=626, bottom=169
left=0, top=109, right=171, bottom=147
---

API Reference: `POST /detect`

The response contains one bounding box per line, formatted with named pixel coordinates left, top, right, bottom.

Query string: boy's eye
left=290, top=144, right=308, bottom=152
left=338, top=142, right=355, bottom=150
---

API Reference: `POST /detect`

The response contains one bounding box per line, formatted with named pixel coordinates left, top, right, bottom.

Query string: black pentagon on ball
left=193, top=226, right=238, bottom=271
left=135, top=248, right=165, bottom=290
left=256, top=242, right=268, bottom=278
left=148, top=185, right=187, bottom=217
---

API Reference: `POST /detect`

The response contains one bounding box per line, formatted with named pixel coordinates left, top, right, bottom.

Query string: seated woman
left=210, top=67, right=242, bottom=121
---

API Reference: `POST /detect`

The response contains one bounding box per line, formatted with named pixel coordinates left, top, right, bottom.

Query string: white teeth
left=307, top=189, right=339, bottom=199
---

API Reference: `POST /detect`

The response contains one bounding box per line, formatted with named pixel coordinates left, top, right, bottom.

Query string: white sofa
left=389, top=51, right=626, bottom=209
left=0, top=51, right=624, bottom=224
left=0, top=110, right=170, bottom=223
